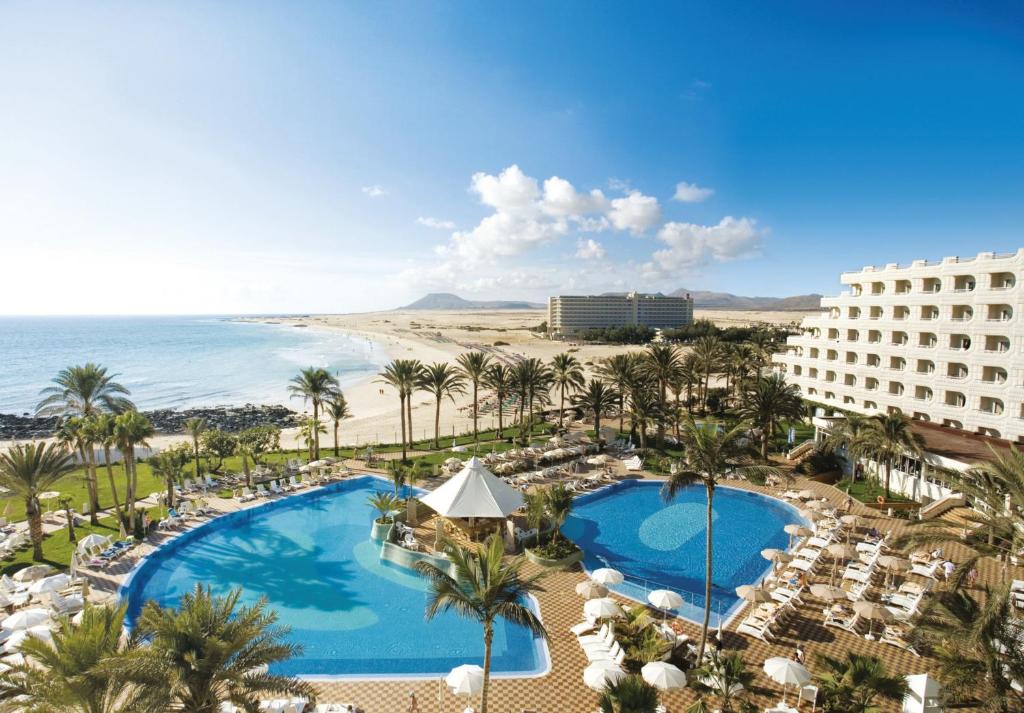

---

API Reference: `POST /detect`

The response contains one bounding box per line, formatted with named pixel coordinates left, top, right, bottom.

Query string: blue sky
left=1, top=1, right=1022, bottom=314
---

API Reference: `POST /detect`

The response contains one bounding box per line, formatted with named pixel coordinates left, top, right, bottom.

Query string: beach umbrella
left=810, top=583, right=847, bottom=614
left=647, top=589, right=683, bottom=612
left=840, top=514, right=861, bottom=527
left=641, top=661, right=687, bottom=691
left=2, top=609, right=50, bottom=631
left=76, top=534, right=110, bottom=553
left=575, top=580, right=608, bottom=600
left=584, top=660, right=626, bottom=691
left=735, top=585, right=773, bottom=603
left=591, top=567, right=624, bottom=585
left=878, top=554, right=911, bottom=587
left=445, top=664, right=484, bottom=696
left=28, top=573, right=70, bottom=595
left=827, top=543, right=856, bottom=585
left=584, top=597, right=625, bottom=620
left=3, top=625, right=53, bottom=653
left=783, top=524, right=811, bottom=546
left=853, top=600, right=894, bottom=639
left=798, top=508, right=823, bottom=522
left=761, top=548, right=792, bottom=563
left=763, top=657, right=811, bottom=706
left=13, top=565, right=53, bottom=583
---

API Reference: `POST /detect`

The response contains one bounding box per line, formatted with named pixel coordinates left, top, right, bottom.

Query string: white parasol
left=591, top=567, right=624, bottom=585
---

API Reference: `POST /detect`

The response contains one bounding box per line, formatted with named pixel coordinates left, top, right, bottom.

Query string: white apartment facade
left=548, top=292, right=694, bottom=338
left=774, top=249, right=1024, bottom=444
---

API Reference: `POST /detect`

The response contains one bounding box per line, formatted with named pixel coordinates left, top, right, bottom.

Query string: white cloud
left=441, top=211, right=567, bottom=263
left=470, top=164, right=539, bottom=216
left=416, top=216, right=456, bottom=230
left=361, top=185, right=388, bottom=198
left=608, top=190, right=662, bottom=235
left=649, top=216, right=763, bottom=272
left=541, top=176, right=608, bottom=217
left=672, top=181, right=714, bottom=203
left=576, top=238, right=606, bottom=260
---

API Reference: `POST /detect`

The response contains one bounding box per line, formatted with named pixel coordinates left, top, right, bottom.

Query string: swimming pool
left=120, top=476, right=549, bottom=678
left=561, top=480, right=804, bottom=627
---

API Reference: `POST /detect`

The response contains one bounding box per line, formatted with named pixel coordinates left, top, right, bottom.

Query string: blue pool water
left=561, top=480, right=804, bottom=627
left=121, top=477, right=548, bottom=678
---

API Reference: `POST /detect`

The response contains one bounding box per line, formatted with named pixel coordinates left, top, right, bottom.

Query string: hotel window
left=990, top=272, right=1015, bottom=289
left=895, top=279, right=912, bottom=294
left=809, top=368, right=818, bottom=379
left=888, top=381, right=904, bottom=396
left=950, top=334, right=972, bottom=351
left=979, top=396, right=1004, bottom=415
left=807, top=387, right=818, bottom=395
left=917, top=332, right=937, bottom=348
left=843, top=396, right=856, bottom=404
left=848, top=307, right=860, bottom=319
left=891, top=331, right=908, bottom=346
left=845, top=352, right=858, bottom=364
left=870, top=281, right=885, bottom=295
left=866, top=353, right=880, bottom=367
left=889, top=356, right=905, bottom=371
left=916, top=359, right=934, bottom=374
left=987, top=304, right=1013, bottom=322
left=869, top=306, right=883, bottom=320
left=825, top=391, right=836, bottom=400
left=851, top=284, right=863, bottom=296
left=825, top=370, right=837, bottom=383
left=982, top=366, right=1007, bottom=384
left=828, top=328, right=840, bottom=340
left=868, top=330, right=882, bottom=344
left=951, top=305, right=973, bottom=322
left=846, top=329, right=859, bottom=341
left=844, top=374, right=856, bottom=386
left=829, top=307, right=840, bottom=319
left=914, top=385, right=933, bottom=402
left=922, top=277, right=941, bottom=293
left=864, top=400, right=878, bottom=410
left=953, top=274, right=976, bottom=292
left=944, top=391, right=966, bottom=408
left=893, top=306, right=909, bottom=320
left=984, top=335, right=1010, bottom=353
left=793, top=365, right=802, bottom=376
left=946, top=362, right=968, bottom=379
left=942, top=418, right=963, bottom=429
left=920, top=305, right=939, bottom=321
left=865, top=377, right=879, bottom=391
left=809, top=347, right=820, bottom=358
left=912, top=412, right=930, bottom=422
left=827, top=350, right=838, bottom=361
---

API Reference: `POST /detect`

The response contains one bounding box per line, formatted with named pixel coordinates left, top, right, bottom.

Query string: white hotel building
left=774, top=249, right=1024, bottom=504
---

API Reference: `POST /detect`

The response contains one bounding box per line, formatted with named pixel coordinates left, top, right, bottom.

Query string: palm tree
left=544, top=483, right=574, bottom=546
left=376, top=359, right=422, bottom=459
left=55, top=415, right=101, bottom=524
left=414, top=536, right=547, bottom=713
left=641, top=343, right=681, bottom=444
left=91, top=413, right=126, bottom=528
left=814, top=652, right=908, bottom=713
left=114, top=410, right=154, bottom=527
left=627, top=386, right=662, bottom=450
left=297, top=418, right=325, bottom=463
left=597, top=353, right=639, bottom=433
left=597, top=674, right=660, bottom=713
left=690, top=336, right=723, bottom=413
left=122, top=586, right=313, bottom=713
left=0, top=604, right=156, bottom=713
left=367, top=491, right=403, bottom=523
left=857, top=411, right=925, bottom=499
left=456, top=351, right=492, bottom=442
left=37, top=364, right=134, bottom=524
left=661, top=418, right=778, bottom=659
left=324, top=396, right=352, bottom=457
left=512, top=358, right=552, bottom=438
left=820, top=413, right=870, bottom=478
left=288, top=367, right=340, bottom=461
left=183, top=417, right=207, bottom=483
left=913, top=584, right=1023, bottom=710
left=150, top=450, right=185, bottom=511
left=418, top=362, right=466, bottom=448
left=572, top=379, right=619, bottom=450
left=689, top=652, right=755, bottom=713
left=0, top=442, right=76, bottom=560
left=550, top=353, right=585, bottom=428
left=482, top=363, right=514, bottom=439
left=735, top=373, right=804, bottom=461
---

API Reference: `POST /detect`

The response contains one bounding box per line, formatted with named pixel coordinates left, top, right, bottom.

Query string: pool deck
left=85, top=462, right=1022, bottom=713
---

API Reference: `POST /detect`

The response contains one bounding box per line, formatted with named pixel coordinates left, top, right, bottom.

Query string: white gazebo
left=902, top=673, right=943, bottom=713
left=419, top=457, right=524, bottom=543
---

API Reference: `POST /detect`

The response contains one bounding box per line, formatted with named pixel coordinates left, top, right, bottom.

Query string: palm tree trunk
left=594, top=411, right=602, bottom=452
left=558, top=384, right=565, bottom=428
left=166, top=476, right=175, bottom=510
left=399, top=393, right=407, bottom=460
left=618, top=394, right=625, bottom=433
left=434, top=396, right=441, bottom=449
left=472, top=381, right=479, bottom=442
left=657, top=383, right=667, bottom=446
left=406, top=393, right=414, bottom=451
left=125, top=449, right=137, bottom=526
left=26, top=498, right=44, bottom=561
left=481, top=622, right=494, bottom=713
left=884, top=460, right=891, bottom=499
left=86, top=448, right=100, bottom=525
left=496, top=391, right=504, bottom=439
left=193, top=437, right=201, bottom=481
left=242, top=451, right=251, bottom=487
left=333, top=423, right=340, bottom=457
left=102, top=446, right=125, bottom=527
left=312, top=402, right=320, bottom=461
left=698, top=483, right=715, bottom=660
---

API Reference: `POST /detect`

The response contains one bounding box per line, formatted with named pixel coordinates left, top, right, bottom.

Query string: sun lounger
left=270, top=481, right=283, bottom=495
left=770, top=586, right=804, bottom=606
left=578, top=624, right=612, bottom=646
left=880, top=624, right=918, bottom=655
left=238, top=488, right=255, bottom=502
left=50, top=591, right=84, bottom=616
left=255, top=484, right=269, bottom=498
left=737, top=615, right=777, bottom=642
left=824, top=608, right=861, bottom=634
left=842, top=565, right=875, bottom=584
left=290, top=476, right=306, bottom=489
left=910, top=559, right=941, bottom=580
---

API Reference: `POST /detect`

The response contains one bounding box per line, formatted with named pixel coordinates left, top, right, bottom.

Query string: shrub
left=796, top=450, right=842, bottom=476
left=531, top=539, right=579, bottom=560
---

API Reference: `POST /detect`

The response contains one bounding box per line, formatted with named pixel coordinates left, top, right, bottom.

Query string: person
left=967, top=566, right=980, bottom=588
left=795, top=644, right=805, bottom=665
left=843, top=495, right=853, bottom=514
left=943, top=560, right=956, bottom=580
left=407, top=692, right=421, bottom=713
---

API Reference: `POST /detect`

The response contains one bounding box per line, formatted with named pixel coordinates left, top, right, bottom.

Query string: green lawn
left=1, top=520, right=121, bottom=576
left=837, top=479, right=911, bottom=504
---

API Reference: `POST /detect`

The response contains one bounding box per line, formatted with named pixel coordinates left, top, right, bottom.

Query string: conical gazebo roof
left=419, top=456, right=524, bottom=518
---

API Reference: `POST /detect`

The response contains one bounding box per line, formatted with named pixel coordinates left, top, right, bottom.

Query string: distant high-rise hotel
left=548, top=292, right=694, bottom=338
left=773, top=249, right=1024, bottom=443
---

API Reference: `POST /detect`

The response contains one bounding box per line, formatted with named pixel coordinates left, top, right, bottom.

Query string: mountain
left=670, top=288, right=822, bottom=311
left=400, top=293, right=545, bottom=310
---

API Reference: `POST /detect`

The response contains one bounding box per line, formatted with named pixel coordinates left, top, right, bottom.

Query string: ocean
left=0, top=316, right=387, bottom=415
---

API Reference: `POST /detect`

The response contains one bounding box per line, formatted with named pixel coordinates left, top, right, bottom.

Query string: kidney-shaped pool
left=561, top=479, right=805, bottom=627
left=120, top=476, right=549, bottom=678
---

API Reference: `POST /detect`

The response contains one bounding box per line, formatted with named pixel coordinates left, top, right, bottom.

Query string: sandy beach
left=2, top=307, right=816, bottom=453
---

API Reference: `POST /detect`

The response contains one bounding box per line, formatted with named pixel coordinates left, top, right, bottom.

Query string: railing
left=611, top=569, right=729, bottom=627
